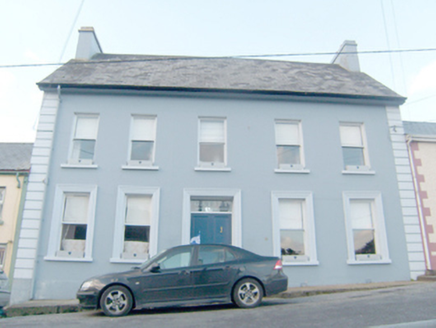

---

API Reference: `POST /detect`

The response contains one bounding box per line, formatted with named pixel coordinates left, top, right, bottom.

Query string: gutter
left=37, top=83, right=406, bottom=106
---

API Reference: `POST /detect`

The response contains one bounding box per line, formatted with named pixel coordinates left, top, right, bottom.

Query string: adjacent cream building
left=0, top=143, right=32, bottom=279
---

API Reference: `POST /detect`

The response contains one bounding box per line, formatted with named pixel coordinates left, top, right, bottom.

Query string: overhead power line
left=1, top=47, right=436, bottom=69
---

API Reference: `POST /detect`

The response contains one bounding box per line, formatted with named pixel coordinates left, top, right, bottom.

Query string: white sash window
left=198, top=118, right=226, bottom=168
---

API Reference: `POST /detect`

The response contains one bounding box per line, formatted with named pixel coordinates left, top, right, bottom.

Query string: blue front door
left=191, top=214, right=231, bottom=245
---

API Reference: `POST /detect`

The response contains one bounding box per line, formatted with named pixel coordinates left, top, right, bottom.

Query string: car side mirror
left=150, top=263, right=161, bottom=273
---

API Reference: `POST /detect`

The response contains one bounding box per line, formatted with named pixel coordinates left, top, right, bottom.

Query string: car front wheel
left=233, top=278, right=263, bottom=308
left=100, top=285, right=133, bottom=316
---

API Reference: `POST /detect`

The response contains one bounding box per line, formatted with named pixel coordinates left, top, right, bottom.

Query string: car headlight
left=80, top=280, right=95, bottom=291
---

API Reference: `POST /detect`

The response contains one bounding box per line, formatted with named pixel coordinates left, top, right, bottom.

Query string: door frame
left=182, top=188, right=242, bottom=247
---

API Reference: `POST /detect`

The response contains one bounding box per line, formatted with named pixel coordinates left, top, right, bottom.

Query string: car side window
left=225, top=249, right=235, bottom=261
left=157, top=249, right=192, bottom=270
left=198, top=246, right=236, bottom=265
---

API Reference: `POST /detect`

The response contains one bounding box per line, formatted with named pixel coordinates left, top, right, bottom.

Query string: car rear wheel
left=100, top=285, right=133, bottom=316
left=232, top=278, right=263, bottom=308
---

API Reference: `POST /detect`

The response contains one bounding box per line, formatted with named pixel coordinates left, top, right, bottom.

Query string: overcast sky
left=1, top=0, right=435, bottom=142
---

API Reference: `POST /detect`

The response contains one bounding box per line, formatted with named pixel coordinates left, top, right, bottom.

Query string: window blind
left=279, top=199, right=304, bottom=230
left=275, top=123, right=299, bottom=145
left=350, top=200, right=373, bottom=229
left=132, top=117, right=155, bottom=141
left=75, top=116, right=98, bottom=140
left=340, top=125, right=362, bottom=147
left=200, top=120, right=225, bottom=143
left=125, top=195, right=152, bottom=225
left=63, top=194, right=89, bottom=223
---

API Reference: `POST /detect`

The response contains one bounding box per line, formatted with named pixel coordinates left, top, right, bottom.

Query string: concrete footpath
left=1, top=280, right=426, bottom=318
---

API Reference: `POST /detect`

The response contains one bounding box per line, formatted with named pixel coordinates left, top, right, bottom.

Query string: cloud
left=409, top=60, right=436, bottom=95
left=24, top=49, right=45, bottom=63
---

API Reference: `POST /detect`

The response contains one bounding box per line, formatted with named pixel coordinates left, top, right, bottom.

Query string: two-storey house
left=10, top=27, right=424, bottom=303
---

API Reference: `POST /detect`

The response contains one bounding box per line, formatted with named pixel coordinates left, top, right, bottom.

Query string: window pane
left=158, top=250, right=191, bottom=269
left=354, top=230, right=375, bottom=254
left=199, top=143, right=224, bottom=163
left=0, top=245, right=6, bottom=267
left=132, top=117, right=155, bottom=140
left=343, top=147, right=365, bottom=166
left=279, top=199, right=304, bottom=230
left=200, top=120, right=224, bottom=142
left=275, top=123, right=299, bottom=145
left=75, top=116, right=98, bottom=139
left=61, top=224, right=87, bottom=240
left=130, top=141, right=154, bottom=161
left=277, top=145, right=301, bottom=165
left=225, top=250, right=235, bottom=261
left=72, top=140, right=95, bottom=160
left=60, top=224, right=87, bottom=254
left=63, top=194, right=89, bottom=223
left=281, top=230, right=305, bottom=255
left=125, top=195, right=152, bottom=225
left=124, top=225, right=150, bottom=242
left=340, top=125, right=362, bottom=146
left=191, top=199, right=232, bottom=212
left=350, top=200, right=373, bottom=229
left=0, top=189, right=4, bottom=219
left=198, top=246, right=226, bottom=265
left=60, top=224, right=86, bottom=254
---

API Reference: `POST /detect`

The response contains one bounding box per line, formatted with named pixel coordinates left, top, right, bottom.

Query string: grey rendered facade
left=10, top=28, right=425, bottom=303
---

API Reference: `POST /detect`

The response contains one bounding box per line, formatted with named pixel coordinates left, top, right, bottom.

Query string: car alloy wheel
left=233, top=278, right=263, bottom=308
left=100, top=285, right=133, bottom=316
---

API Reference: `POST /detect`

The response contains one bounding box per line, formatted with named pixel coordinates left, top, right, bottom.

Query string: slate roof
left=0, top=143, right=32, bottom=172
left=38, top=54, right=405, bottom=104
left=403, top=121, right=436, bottom=136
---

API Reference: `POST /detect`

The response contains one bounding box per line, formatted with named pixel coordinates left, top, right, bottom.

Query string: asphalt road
left=2, top=282, right=436, bottom=328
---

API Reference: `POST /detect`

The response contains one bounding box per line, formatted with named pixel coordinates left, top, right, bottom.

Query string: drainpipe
left=15, top=173, right=21, bottom=189
left=407, top=136, right=431, bottom=271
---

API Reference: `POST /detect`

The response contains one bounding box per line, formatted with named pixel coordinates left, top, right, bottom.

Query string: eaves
left=37, top=82, right=407, bottom=107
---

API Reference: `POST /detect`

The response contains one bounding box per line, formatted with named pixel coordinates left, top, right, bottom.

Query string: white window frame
left=343, top=191, right=391, bottom=264
left=45, top=184, right=97, bottom=262
left=339, top=122, right=372, bottom=174
left=111, top=186, right=160, bottom=263
left=0, top=187, right=5, bottom=224
left=196, top=117, right=229, bottom=171
left=274, top=120, right=308, bottom=173
left=182, top=188, right=241, bottom=246
left=66, top=114, right=99, bottom=167
left=272, top=191, right=318, bottom=266
left=123, top=115, right=158, bottom=170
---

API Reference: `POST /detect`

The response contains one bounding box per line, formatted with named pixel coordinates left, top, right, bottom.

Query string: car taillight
left=274, top=259, right=283, bottom=270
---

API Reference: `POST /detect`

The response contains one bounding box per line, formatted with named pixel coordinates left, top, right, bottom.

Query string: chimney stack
left=75, top=27, right=103, bottom=60
left=331, top=40, right=360, bottom=72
